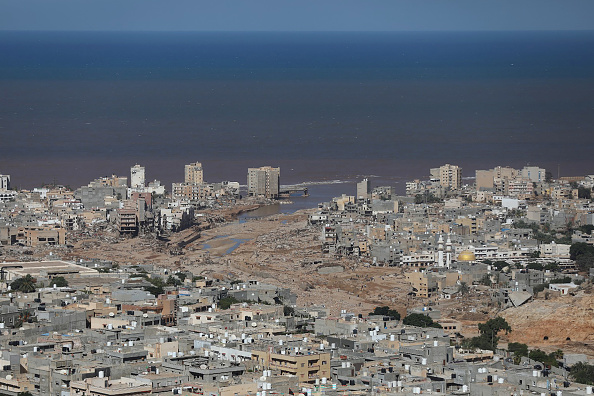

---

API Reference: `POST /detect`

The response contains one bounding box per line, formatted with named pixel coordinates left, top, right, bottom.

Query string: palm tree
left=11, top=275, right=36, bottom=293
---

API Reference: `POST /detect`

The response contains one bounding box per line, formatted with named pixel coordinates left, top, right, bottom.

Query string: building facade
left=438, top=164, right=462, bottom=190
left=130, top=164, right=145, bottom=189
left=247, top=166, right=280, bottom=199
left=0, top=174, right=10, bottom=190
left=184, top=162, right=204, bottom=184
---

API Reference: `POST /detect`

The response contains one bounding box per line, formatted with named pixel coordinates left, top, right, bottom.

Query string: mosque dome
left=457, top=250, right=476, bottom=262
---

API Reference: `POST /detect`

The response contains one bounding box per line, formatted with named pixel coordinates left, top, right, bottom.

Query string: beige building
left=476, top=166, right=519, bottom=191
left=184, top=162, right=204, bottom=184
left=71, top=377, right=151, bottom=396
left=407, top=271, right=440, bottom=299
left=251, top=349, right=331, bottom=384
left=1, top=260, right=99, bottom=281
left=24, top=226, right=66, bottom=247
left=247, top=166, right=280, bottom=199
left=437, top=164, right=462, bottom=190
left=356, top=178, right=371, bottom=200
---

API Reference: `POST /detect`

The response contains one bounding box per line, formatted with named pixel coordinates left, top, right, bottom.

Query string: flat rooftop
left=2, top=260, right=99, bottom=280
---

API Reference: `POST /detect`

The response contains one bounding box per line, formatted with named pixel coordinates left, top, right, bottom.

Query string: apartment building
left=184, top=162, right=204, bottom=184
left=433, top=164, right=462, bottom=190
left=251, top=349, right=331, bottom=384
left=130, top=164, right=145, bottom=189
left=247, top=166, right=280, bottom=199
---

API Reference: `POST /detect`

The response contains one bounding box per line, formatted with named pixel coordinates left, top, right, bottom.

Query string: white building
left=0, top=174, right=10, bottom=190
left=130, top=164, right=145, bottom=188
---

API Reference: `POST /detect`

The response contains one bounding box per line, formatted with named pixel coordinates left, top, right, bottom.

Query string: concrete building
left=22, top=226, right=66, bottom=247
left=130, top=164, right=145, bottom=189
left=521, top=166, right=546, bottom=183
left=247, top=166, right=280, bottom=199
left=171, top=182, right=213, bottom=202
left=356, top=178, right=371, bottom=200
left=184, top=162, right=204, bottom=184
left=0, top=174, right=10, bottom=190
left=116, top=201, right=138, bottom=235
left=70, top=376, right=152, bottom=396
left=476, top=166, right=520, bottom=192
left=251, top=349, right=331, bottom=384
left=1, top=260, right=99, bottom=281
left=438, top=164, right=462, bottom=190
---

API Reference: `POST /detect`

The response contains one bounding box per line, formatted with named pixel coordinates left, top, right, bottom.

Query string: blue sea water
left=1, top=31, right=593, bottom=204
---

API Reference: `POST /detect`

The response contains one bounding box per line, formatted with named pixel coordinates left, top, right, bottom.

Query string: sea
left=1, top=31, right=593, bottom=212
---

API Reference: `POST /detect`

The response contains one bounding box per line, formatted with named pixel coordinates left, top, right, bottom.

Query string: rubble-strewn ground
left=3, top=206, right=593, bottom=356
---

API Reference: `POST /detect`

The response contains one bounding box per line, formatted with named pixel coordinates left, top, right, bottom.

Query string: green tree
left=166, top=275, right=182, bottom=287
left=144, top=276, right=165, bottom=297
left=570, top=242, right=594, bottom=260
left=218, top=296, right=239, bottom=310
left=526, top=262, right=544, bottom=270
left=578, top=187, right=592, bottom=200
left=528, top=349, right=558, bottom=367
left=569, top=362, right=594, bottom=385
left=52, top=276, right=69, bottom=287
left=10, top=275, right=37, bottom=293
left=369, top=306, right=401, bottom=320
left=403, top=313, right=441, bottom=328
left=576, top=253, right=594, bottom=272
left=174, top=272, right=187, bottom=283
left=492, top=261, right=509, bottom=271
left=465, top=317, right=512, bottom=351
left=544, top=262, right=559, bottom=271
left=508, top=342, right=529, bottom=357
left=579, top=225, right=594, bottom=235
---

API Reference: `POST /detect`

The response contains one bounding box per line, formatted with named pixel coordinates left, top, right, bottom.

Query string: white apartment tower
left=184, top=162, right=204, bottom=184
left=130, top=164, right=145, bottom=188
left=247, top=166, right=280, bottom=199
left=0, top=174, right=10, bottom=190
left=439, top=164, right=462, bottom=190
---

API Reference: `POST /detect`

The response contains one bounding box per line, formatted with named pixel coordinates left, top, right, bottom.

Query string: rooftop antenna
left=557, top=164, right=560, bottom=180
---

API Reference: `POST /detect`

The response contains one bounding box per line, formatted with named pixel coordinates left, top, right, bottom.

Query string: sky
left=1, top=0, right=593, bottom=32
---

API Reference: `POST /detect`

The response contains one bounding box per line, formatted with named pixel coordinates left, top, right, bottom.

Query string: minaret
left=446, top=234, right=452, bottom=268
left=437, top=234, right=444, bottom=267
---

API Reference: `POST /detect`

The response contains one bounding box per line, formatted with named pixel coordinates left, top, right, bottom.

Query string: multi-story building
left=247, top=166, right=280, bottom=199
left=438, top=164, right=462, bottom=190
left=24, top=226, right=66, bottom=247
left=130, top=164, right=145, bottom=189
left=0, top=174, right=10, bottom=190
left=356, top=178, right=371, bottom=200
left=171, top=182, right=213, bottom=201
left=251, top=349, right=331, bottom=384
left=476, top=166, right=519, bottom=192
left=116, top=201, right=138, bottom=234
left=505, top=178, right=534, bottom=197
left=521, top=166, right=546, bottom=183
left=184, top=162, right=204, bottom=184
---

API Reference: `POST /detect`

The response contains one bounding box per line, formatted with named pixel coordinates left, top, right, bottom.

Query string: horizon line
left=1, top=29, right=594, bottom=33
